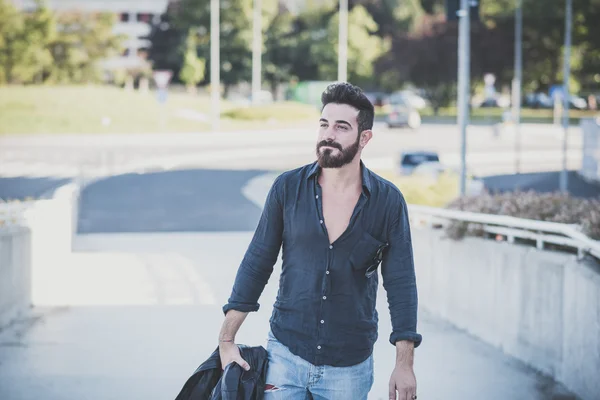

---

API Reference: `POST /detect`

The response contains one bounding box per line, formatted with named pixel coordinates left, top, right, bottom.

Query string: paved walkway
left=0, top=232, right=576, bottom=400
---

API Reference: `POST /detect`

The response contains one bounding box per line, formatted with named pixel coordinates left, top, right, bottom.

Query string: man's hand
left=388, top=365, right=416, bottom=400
left=218, top=310, right=250, bottom=371
left=218, top=341, right=250, bottom=371
left=390, top=340, right=416, bottom=400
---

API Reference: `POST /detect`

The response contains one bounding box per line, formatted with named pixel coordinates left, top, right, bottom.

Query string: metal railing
left=408, top=204, right=600, bottom=260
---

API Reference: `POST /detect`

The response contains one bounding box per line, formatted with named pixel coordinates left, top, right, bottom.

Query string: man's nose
left=323, top=125, right=337, bottom=141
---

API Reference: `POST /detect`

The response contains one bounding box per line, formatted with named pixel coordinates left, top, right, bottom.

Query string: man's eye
left=320, top=123, right=328, bottom=128
left=338, top=125, right=348, bottom=130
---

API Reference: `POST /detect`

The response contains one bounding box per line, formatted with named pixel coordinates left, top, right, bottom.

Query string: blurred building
left=12, top=0, right=169, bottom=71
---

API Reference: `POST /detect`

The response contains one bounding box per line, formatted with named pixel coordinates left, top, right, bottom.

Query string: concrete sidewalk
left=0, top=232, right=576, bottom=400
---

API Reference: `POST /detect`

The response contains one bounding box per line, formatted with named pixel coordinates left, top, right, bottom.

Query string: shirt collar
left=307, top=161, right=372, bottom=196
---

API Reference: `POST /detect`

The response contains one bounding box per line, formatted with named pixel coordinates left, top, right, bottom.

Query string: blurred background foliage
left=2, top=0, right=600, bottom=107
left=0, top=0, right=124, bottom=85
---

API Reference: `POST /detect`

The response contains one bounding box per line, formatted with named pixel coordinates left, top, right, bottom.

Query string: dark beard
left=315, top=135, right=360, bottom=169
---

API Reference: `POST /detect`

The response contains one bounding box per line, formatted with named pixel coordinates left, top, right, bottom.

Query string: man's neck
left=319, top=159, right=362, bottom=192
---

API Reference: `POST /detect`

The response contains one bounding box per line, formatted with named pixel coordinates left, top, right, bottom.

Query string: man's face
left=316, top=103, right=362, bottom=169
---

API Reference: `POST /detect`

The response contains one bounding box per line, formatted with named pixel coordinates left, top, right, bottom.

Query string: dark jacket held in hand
left=175, top=345, right=269, bottom=400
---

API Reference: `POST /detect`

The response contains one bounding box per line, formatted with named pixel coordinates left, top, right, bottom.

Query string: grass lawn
left=375, top=105, right=598, bottom=125
left=426, top=106, right=598, bottom=124
left=374, top=169, right=461, bottom=207
left=0, top=85, right=320, bottom=135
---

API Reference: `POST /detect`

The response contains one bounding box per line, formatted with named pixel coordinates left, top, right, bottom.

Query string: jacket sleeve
left=222, top=175, right=284, bottom=315
left=380, top=193, right=422, bottom=347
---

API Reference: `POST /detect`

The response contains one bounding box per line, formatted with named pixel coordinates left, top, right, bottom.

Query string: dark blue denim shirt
left=223, top=161, right=422, bottom=367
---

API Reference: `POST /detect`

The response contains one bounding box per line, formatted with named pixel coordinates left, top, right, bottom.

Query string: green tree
left=179, top=30, right=206, bottom=92
left=46, top=11, right=124, bottom=83
left=285, top=3, right=388, bottom=86
left=417, top=0, right=600, bottom=94
left=0, top=0, right=54, bottom=83
left=0, top=1, right=123, bottom=85
left=147, top=13, right=185, bottom=76
left=329, top=5, right=390, bottom=85
left=377, top=11, right=514, bottom=110
left=165, top=0, right=279, bottom=94
left=263, top=12, right=296, bottom=93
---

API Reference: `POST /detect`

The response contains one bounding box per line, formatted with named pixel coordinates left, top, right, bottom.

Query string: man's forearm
left=395, top=340, right=414, bottom=368
left=219, top=310, right=249, bottom=342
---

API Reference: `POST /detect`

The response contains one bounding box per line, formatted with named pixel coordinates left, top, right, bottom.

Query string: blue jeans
left=263, top=330, right=374, bottom=400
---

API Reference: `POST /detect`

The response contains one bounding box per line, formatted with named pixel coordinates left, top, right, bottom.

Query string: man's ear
left=360, top=130, right=373, bottom=147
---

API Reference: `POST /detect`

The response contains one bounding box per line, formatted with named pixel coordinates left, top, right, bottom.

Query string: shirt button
left=323, top=296, right=327, bottom=300
left=316, top=195, right=319, bottom=199
left=326, top=271, right=330, bottom=275
left=320, top=320, right=324, bottom=324
left=317, top=345, right=321, bottom=350
left=329, top=245, right=333, bottom=249
left=320, top=220, right=323, bottom=224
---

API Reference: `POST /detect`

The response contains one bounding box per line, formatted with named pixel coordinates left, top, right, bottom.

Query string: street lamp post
left=338, top=0, right=348, bottom=82
left=457, top=0, right=471, bottom=196
left=513, top=0, right=523, bottom=174
left=252, top=0, right=262, bottom=104
left=210, top=0, right=220, bottom=131
left=560, top=0, right=572, bottom=192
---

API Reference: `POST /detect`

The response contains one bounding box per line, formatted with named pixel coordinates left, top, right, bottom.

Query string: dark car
left=398, top=151, right=440, bottom=175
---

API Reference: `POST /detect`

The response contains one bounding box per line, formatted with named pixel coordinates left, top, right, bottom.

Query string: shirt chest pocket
left=349, top=232, right=388, bottom=277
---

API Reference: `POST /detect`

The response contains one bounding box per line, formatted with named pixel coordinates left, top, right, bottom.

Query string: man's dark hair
left=321, top=82, right=375, bottom=134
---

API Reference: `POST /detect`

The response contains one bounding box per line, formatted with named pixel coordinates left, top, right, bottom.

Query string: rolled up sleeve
left=222, top=175, right=284, bottom=315
left=381, top=194, right=422, bottom=348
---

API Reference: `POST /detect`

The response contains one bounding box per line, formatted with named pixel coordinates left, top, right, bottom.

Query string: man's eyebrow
left=319, top=118, right=352, bottom=127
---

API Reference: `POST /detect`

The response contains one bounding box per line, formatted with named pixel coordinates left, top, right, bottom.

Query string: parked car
left=524, top=92, right=554, bottom=109
left=476, top=94, right=511, bottom=108
left=388, top=90, right=429, bottom=110
left=386, top=98, right=422, bottom=129
left=569, top=95, right=588, bottom=110
left=524, top=92, right=588, bottom=110
left=364, top=91, right=389, bottom=107
left=398, top=151, right=440, bottom=175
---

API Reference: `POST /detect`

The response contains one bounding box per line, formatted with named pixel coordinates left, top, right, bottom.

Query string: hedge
left=444, top=191, right=600, bottom=241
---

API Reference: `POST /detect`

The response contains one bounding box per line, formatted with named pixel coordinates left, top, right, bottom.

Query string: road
left=0, top=123, right=583, bottom=183
left=0, top=165, right=578, bottom=399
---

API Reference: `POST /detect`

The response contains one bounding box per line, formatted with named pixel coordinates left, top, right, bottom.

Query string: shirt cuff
left=389, top=331, right=422, bottom=348
left=222, top=302, right=260, bottom=315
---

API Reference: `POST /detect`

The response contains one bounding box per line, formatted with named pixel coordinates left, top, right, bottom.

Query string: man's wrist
left=219, top=334, right=235, bottom=344
left=395, top=340, right=415, bottom=368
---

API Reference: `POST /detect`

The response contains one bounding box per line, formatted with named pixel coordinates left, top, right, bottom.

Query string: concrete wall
left=412, top=228, right=600, bottom=400
left=25, top=184, right=80, bottom=305
left=0, top=227, right=32, bottom=330
left=0, top=183, right=79, bottom=329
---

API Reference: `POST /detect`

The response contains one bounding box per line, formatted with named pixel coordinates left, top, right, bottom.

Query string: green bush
left=445, top=191, right=600, bottom=240
left=221, top=102, right=319, bottom=121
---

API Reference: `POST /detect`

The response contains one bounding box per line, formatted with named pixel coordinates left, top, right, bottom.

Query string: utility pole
left=252, top=0, right=262, bottom=104
left=560, top=0, right=572, bottom=192
left=513, top=0, right=523, bottom=174
left=210, top=0, right=220, bottom=131
left=457, top=0, right=471, bottom=196
left=338, top=0, right=348, bottom=82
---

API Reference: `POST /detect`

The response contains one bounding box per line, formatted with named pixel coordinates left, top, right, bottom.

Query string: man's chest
left=321, top=189, right=361, bottom=244
left=282, top=189, right=388, bottom=250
